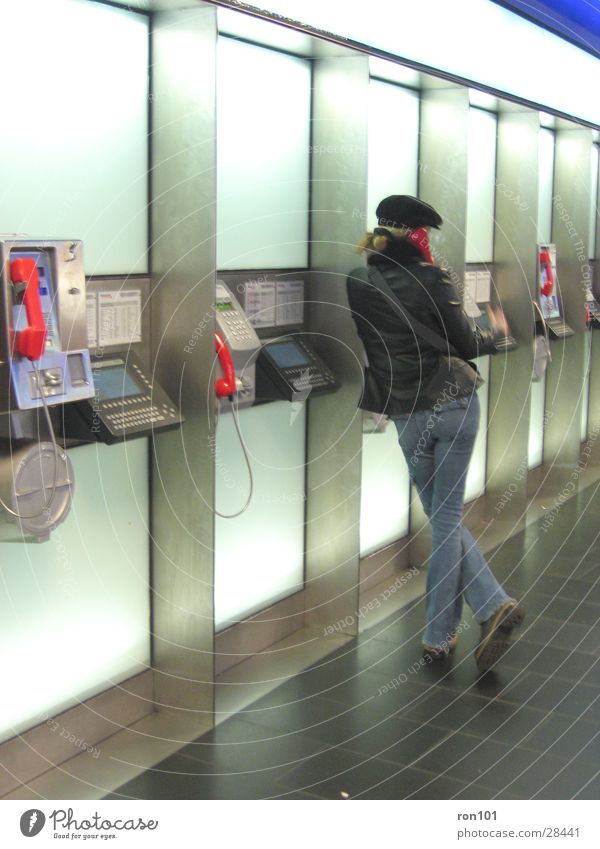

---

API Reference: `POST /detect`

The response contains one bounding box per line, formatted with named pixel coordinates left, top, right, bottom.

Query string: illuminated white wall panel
left=360, top=424, right=410, bottom=558
left=217, top=39, right=311, bottom=269
left=528, top=377, right=547, bottom=469
left=235, top=0, right=600, bottom=125
left=367, top=81, right=419, bottom=229
left=589, top=144, right=599, bottom=259
left=538, top=129, right=555, bottom=244
left=0, top=0, right=148, bottom=275
left=466, top=109, right=497, bottom=263
left=0, top=441, right=150, bottom=743
left=465, top=356, right=490, bottom=502
left=214, top=402, right=305, bottom=629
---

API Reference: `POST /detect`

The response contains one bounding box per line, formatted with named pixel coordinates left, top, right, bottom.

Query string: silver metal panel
left=412, top=85, right=469, bottom=551
left=214, top=591, right=305, bottom=676
left=544, top=125, right=592, bottom=470
left=359, top=537, right=411, bottom=595
left=306, top=55, right=369, bottom=634
left=150, top=6, right=217, bottom=716
left=488, top=109, right=539, bottom=509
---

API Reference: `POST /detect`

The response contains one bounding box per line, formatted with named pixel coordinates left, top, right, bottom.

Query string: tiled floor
left=109, top=488, right=600, bottom=799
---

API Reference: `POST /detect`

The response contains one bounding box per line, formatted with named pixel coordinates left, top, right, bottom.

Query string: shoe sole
left=475, top=602, right=525, bottom=672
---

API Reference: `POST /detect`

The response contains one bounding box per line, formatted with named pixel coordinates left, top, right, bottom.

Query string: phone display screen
left=266, top=341, right=310, bottom=369
left=92, top=363, right=144, bottom=400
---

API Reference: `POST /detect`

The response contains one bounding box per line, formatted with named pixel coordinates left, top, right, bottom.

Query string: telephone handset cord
left=214, top=395, right=254, bottom=519
left=533, top=300, right=551, bottom=352
left=0, top=361, right=61, bottom=520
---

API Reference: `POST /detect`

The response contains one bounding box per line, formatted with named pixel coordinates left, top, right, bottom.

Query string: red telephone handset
left=10, top=257, right=48, bottom=361
left=409, top=227, right=434, bottom=264
left=214, top=332, right=237, bottom=398
left=539, top=248, right=554, bottom=297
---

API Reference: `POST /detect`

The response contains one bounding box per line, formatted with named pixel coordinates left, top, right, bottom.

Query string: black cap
left=376, top=195, right=443, bottom=230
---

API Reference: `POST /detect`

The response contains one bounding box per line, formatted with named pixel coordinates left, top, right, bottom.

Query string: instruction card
left=86, top=293, right=98, bottom=348
left=464, top=270, right=492, bottom=317
left=243, top=278, right=304, bottom=328
left=90, top=290, right=143, bottom=346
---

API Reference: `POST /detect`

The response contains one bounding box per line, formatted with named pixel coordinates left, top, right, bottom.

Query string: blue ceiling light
left=492, top=0, right=600, bottom=57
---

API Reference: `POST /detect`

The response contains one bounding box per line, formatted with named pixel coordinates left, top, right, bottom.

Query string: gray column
left=150, top=5, right=217, bottom=716
left=487, top=108, right=539, bottom=518
left=306, top=55, right=369, bottom=634
left=411, top=83, right=469, bottom=563
left=544, top=124, right=592, bottom=471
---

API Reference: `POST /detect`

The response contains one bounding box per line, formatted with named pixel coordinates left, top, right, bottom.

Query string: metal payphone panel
left=0, top=239, right=94, bottom=411
left=463, top=267, right=518, bottom=352
left=215, top=280, right=262, bottom=408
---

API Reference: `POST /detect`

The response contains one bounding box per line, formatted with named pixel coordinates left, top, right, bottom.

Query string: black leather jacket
left=347, top=247, right=502, bottom=416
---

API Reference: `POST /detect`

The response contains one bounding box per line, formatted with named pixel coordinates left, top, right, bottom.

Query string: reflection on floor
left=109, top=487, right=600, bottom=799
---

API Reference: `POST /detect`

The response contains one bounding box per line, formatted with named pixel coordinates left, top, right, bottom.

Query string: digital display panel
left=216, top=302, right=234, bottom=312
left=266, top=341, right=309, bottom=369
left=92, top=365, right=143, bottom=401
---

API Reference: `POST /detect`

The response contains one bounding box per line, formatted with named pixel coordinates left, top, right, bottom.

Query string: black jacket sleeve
left=427, top=267, right=504, bottom=359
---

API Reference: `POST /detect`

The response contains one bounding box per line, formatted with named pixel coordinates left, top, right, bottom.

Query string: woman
left=347, top=195, right=524, bottom=672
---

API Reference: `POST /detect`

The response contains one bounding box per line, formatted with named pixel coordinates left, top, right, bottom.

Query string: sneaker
left=422, top=632, right=458, bottom=662
left=475, top=601, right=525, bottom=672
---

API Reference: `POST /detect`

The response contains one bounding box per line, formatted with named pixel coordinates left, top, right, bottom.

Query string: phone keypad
left=220, top=311, right=255, bottom=343
left=547, top=321, right=574, bottom=338
left=101, top=394, right=178, bottom=433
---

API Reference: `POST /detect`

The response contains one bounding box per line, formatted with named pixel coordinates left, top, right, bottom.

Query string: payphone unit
left=214, top=281, right=262, bottom=408
left=585, top=279, right=600, bottom=329
left=463, top=269, right=518, bottom=351
left=211, top=280, right=340, bottom=518
left=214, top=280, right=340, bottom=405
left=536, top=244, right=574, bottom=339
left=0, top=239, right=94, bottom=541
left=0, top=239, right=94, bottom=411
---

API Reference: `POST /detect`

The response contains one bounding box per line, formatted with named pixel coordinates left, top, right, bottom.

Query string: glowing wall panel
left=0, top=0, right=148, bottom=275
left=217, top=39, right=311, bottom=269
left=528, top=377, right=547, bottom=469
left=214, top=402, right=305, bottom=629
left=0, top=441, right=150, bottom=743
left=465, top=356, right=490, bottom=502
left=589, top=144, right=599, bottom=260
left=360, top=423, right=410, bottom=558
left=367, top=81, right=419, bottom=230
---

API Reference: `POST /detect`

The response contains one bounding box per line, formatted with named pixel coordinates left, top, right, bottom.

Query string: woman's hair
left=356, top=226, right=410, bottom=256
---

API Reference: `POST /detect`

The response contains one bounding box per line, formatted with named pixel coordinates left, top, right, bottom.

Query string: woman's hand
left=486, top=305, right=510, bottom=337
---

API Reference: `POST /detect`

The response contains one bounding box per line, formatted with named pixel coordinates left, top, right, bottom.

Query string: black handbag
left=355, top=266, right=484, bottom=411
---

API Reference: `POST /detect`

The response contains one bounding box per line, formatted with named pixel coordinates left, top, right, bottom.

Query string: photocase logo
left=20, top=810, right=46, bottom=837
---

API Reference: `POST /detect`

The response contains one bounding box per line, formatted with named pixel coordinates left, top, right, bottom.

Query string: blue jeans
left=393, top=393, right=510, bottom=649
